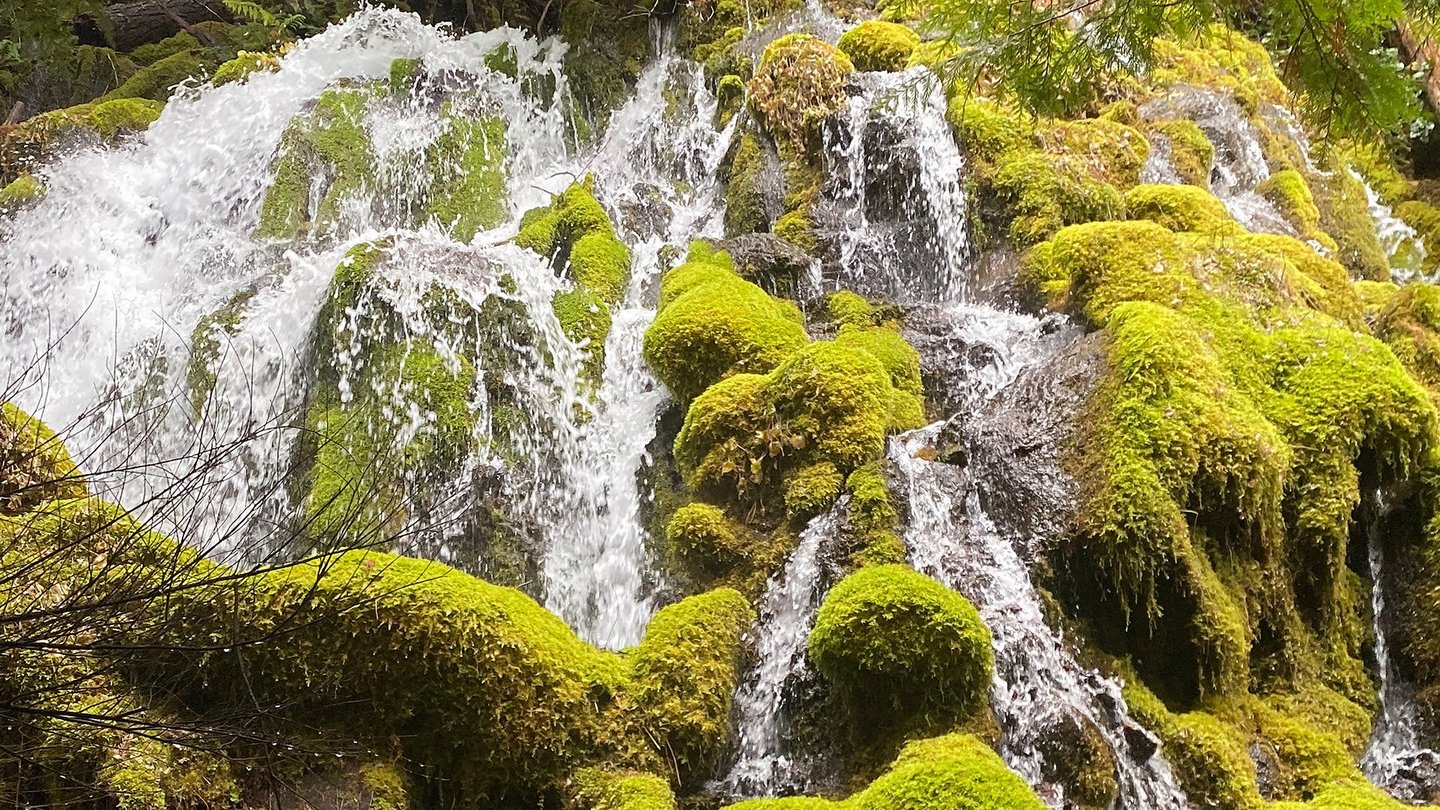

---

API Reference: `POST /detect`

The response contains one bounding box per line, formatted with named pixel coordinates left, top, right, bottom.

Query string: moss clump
left=1148, top=26, right=1289, bottom=113
left=257, top=87, right=374, bottom=239
left=1310, top=164, right=1390, bottom=282
left=1153, top=119, right=1214, bottom=188
left=747, top=34, right=854, bottom=155
left=844, top=462, right=906, bottom=566
left=568, top=769, right=675, bottom=810
left=1, top=98, right=163, bottom=182
left=1257, top=169, right=1320, bottom=236
left=833, top=324, right=925, bottom=427
left=185, top=289, right=257, bottom=412
left=98, top=51, right=211, bottom=103
left=1355, top=279, right=1399, bottom=316
left=716, top=74, right=745, bottom=127
left=784, top=462, right=845, bottom=520
left=643, top=244, right=808, bottom=402
left=664, top=501, right=789, bottom=596
left=810, top=565, right=992, bottom=725
left=1, top=403, right=87, bottom=515
left=992, top=150, right=1124, bottom=247
left=724, top=133, right=767, bottom=236
left=553, top=288, right=613, bottom=380
left=212, top=50, right=282, bottom=86
left=1374, top=283, right=1440, bottom=396
left=827, top=290, right=874, bottom=327
left=837, top=21, right=920, bottom=72
left=0, top=173, right=44, bottom=211
left=725, top=734, right=1047, bottom=810
left=426, top=113, right=508, bottom=243
left=137, top=549, right=753, bottom=802
left=1122, top=684, right=1261, bottom=809
left=1123, top=183, right=1236, bottom=233
left=1027, top=217, right=1437, bottom=703
left=517, top=182, right=631, bottom=304
left=1036, top=117, right=1150, bottom=191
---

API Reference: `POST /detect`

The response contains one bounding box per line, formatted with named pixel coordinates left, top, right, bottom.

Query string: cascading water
left=821, top=67, right=971, bottom=302
left=892, top=308, right=1191, bottom=809
left=539, top=36, right=736, bottom=647
left=1362, top=490, right=1440, bottom=801
left=1357, top=173, right=1431, bottom=283
left=720, top=507, right=840, bottom=797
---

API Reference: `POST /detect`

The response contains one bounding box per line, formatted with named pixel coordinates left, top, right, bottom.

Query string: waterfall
left=893, top=305, right=1191, bottom=810
left=820, top=68, right=971, bottom=303
left=720, top=507, right=840, bottom=798
left=1362, top=490, right=1440, bottom=801
left=1355, top=173, right=1431, bottom=284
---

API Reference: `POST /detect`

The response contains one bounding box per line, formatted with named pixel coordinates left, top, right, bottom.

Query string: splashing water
left=892, top=304, right=1191, bottom=810
left=1355, top=173, right=1430, bottom=284
left=720, top=507, right=841, bottom=798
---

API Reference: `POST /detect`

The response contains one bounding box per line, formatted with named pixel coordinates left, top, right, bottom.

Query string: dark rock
left=722, top=232, right=815, bottom=299
left=1123, top=721, right=1160, bottom=763
left=616, top=182, right=673, bottom=241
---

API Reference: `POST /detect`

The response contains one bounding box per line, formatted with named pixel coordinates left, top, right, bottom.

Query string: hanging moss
left=1374, top=283, right=1440, bottom=396
left=1, top=403, right=86, bottom=515
left=724, top=734, right=1047, bottom=810
left=836, top=21, right=919, bottom=73
left=809, top=565, right=993, bottom=725
left=643, top=243, right=809, bottom=403
left=747, top=34, right=854, bottom=156
left=1027, top=217, right=1437, bottom=701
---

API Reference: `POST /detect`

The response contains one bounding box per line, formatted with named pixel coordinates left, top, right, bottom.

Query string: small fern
left=223, top=0, right=307, bottom=33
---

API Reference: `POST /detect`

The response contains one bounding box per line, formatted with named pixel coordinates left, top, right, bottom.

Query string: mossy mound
left=1123, top=183, right=1237, bottom=233
left=1257, top=169, right=1320, bottom=236
left=257, top=86, right=375, bottom=239
left=1152, top=119, right=1214, bottom=188
left=132, top=549, right=753, bottom=802
left=1026, top=218, right=1436, bottom=703
left=425, top=112, right=509, bottom=243
left=212, top=50, right=283, bottom=86
left=185, top=288, right=257, bottom=412
left=1149, top=26, right=1289, bottom=114
left=809, top=565, right=993, bottom=724
left=0, top=403, right=86, bottom=515
left=725, top=734, right=1047, bottom=810
left=747, top=34, right=854, bottom=156
left=724, top=133, right=767, bottom=236
left=643, top=243, right=809, bottom=402
left=837, top=21, right=920, bottom=73
left=0, top=172, right=44, bottom=212
left=0, top=97, right=163, bottom=182
left=1375, top=283, right=1440, bottom=396
left=568, top=768, right=675, bottom=810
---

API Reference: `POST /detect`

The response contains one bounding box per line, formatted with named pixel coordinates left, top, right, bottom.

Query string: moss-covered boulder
left=809, top=565, right=992, bottom=723
left=0, top=403, right=86, bottom=515
left=837, top=21, right=919, bottom=73
left=257, top=86, right=375, bottom=239
left=0, top=97, right=162, bottom=182
left=724, top=734, right=1047, bottom=810
left=1152, top=119, right=1214, bottom=188
left=426, top=112, right=509, bottom=243
left=1123, top=183, right=1236, bottom=233
left=747, top=34, right=854, bottom=156
left=643, top=243, right=808, bottom=402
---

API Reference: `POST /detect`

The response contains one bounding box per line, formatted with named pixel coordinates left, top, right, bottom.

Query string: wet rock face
left=968, top=331, right=1103, bottom=553
left=1376, top=750, right=1440, bottom=805
left=722, top=232, right=815, bottom=300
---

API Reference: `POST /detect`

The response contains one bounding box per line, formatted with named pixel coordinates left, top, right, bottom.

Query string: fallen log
left=73, top=0, right=234, bottom=52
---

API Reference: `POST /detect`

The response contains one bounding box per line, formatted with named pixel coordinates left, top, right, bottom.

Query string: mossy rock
left=724, top=733, right=1047, bottom=810
left=809, top=564, right=992, bottom=725
left=517, top=181, right=631, bottom=304
left=643, top=243, right=808, bottom=402
left=212, top=50, right=283, bottom=86
left=98, top=50, right=213, bottom=103
left=185, top=288, right=257, bottom=412
left=257, top=86, right=375, bottom=239
left=0, top=173, right=45, bottom=212
left=1152, top=119, right=1213, bottom=188
left=747, top=34, right=854, bottom=157
left=1257, top=169, right=1320, bottom=236
left=1, top=97, right=163, bottom=182
left=1123, top=183, right=1236, bottom=233
left=837, top=21, right=919, bottom=73
left=1, top=403, right=87, bottom=515
left=426, top=112, right=509, bottom=243
left=1311, top=163, right=1390, bottom=282
left=567, top=768, right=675, bottom=810
left=724, top=133, right=767, bottom=237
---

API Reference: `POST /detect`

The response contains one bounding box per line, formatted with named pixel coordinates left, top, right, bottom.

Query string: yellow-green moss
left=568, top=768, right=675, bottom=810
left=1, top=98, right=163, bottom=182
left=1257, top=170, right=1321, bottom=235
left=716, top=74, right=745, bottom=127
left=1123, top=183, right=1237, bottom=233
left=837, top=21, right=919, bottom=73
left=0, top=173, right=44, bottom=211
left=1, top=403, right=87, bottom=515
left=212, top=50, right=282, bottom=86
left=724, top=133, right=767, bottom=236
left=784, top=461, right=845, bottom=520
left=747, top=34, right=854, bottom=156
left=426, top=114, right=508, bottom=243
left=1374, top=283, right=1440, bottom=396
left=517, top=181, right=631, bottom=304
left=1311, top=164, right=1390, bottom=282
left=553, top=288, right=613, bottom=380
left=725, top=733, right=1046, bottom=810
left=99, top=51, right=211, bottom=103
left=643, top=244, right=809, bottom=402
left=185, top=288, right=257, bottom=412
left=845, top=462, right=906, bottom=566
left=1153, top=119, right=1214, bottom=188
left=810, top=564, right=993, bottom=723
left=257, top=87, right=374, bottom=239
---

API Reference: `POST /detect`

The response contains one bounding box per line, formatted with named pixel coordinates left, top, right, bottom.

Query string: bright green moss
left=257, top=87, right=375, bottom=239
left=827, top=290, right=875, bottom=327
left=834, top=325, right=925, bottom=429
left=517, top=182, right=631, bottom=306
left=1123, top=684, right=1262, bottom=810
left=1240, top=233, right=1364, bottom=329
left=724, top=133, right=766, bottom=236
left=569, top=769, right=674, bottom=810
left=1396, top=199, right=1440, bottom=279
left=1153, top=119, right=1213, bottom=188
left=716, top=74, right=745, bottom=127
left=388, top=57, right=423, bottom=94
left=667, top=502, right=748, bottom=573
left=1311, top=165, right=1390, bottom=282
left=1257, top=170, right=1320, bottom=236
left=1374, top=283, right=1440, bottom=395
left=1, top=403, right=87, bottom=515
left=1269, top=783, right=1412, bottom=809
left=810, top=565, right=993, bottom=723
left=553, top=289, right=613, bottom=380
left=784, top=462, right=844, bottom=520
left=1148, top=26, right=1289, bottom=113
left=212, top=50, right=282, bottom=86
left=643, top=245, right=809, bottom=402
left=1036, top=117, right=1150, bottom=190
left=845, top=462, right=906, bottom=566
left=747, top=34, right=854, bottom=156
left=993, top=150, right=1124, bottom=247
left=426, top=114, right=508, bottom=243
left=1355, top=279, right=1399, bottom=316
left=1, top=97, right=164, bottom=181
left=725, top=733, right=1047, bottom=810
left=837, top=21, right=920, bottom=72
left=140, top=549, right=752, bottom=800
left=0, top=173, right=44, bottom=211
left=1123, top=183, right=1237, bottom=233
left=773, top=207, right=818, bottom=252
left=946, top=94, right=1035, bottom=165
left=99, top=51, right=210, bottom=103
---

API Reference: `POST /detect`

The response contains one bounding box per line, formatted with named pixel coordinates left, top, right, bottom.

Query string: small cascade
left=539, top=39, right=735, bottom=647
left=720, top=508, right=841, bottom=798
left=1357, top=174, right=1430, bottom=283
left=821, top=68, right=971, bottom=303
left=1362, top=490, right=1440, bottom=801
left=892, top=305, right=1191, bottom=810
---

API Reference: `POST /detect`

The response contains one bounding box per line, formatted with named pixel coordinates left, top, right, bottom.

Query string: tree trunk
left=73, top=0, right=235, bottom=53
